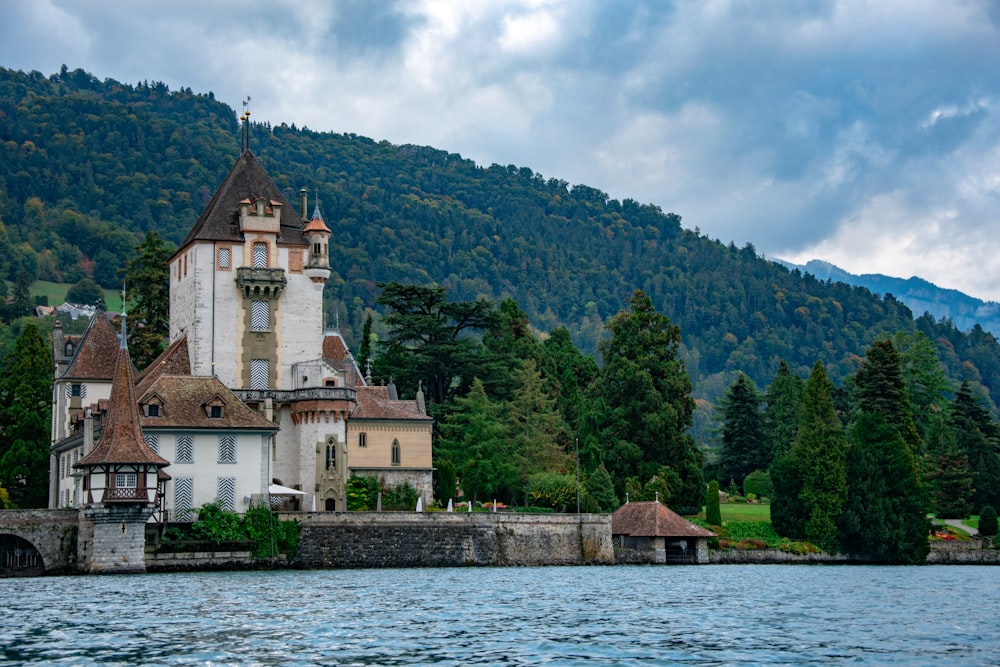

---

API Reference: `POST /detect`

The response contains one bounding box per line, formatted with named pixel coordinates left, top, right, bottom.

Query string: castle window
left=250, top=300, right=269, bottom=332
left=174, top=477, right=194, bottom=521
left=218, top=246, right=231, bottom=270
left=325, top=379, right=336, bottom=387
left=250, top=359, right=269, bottom=390
left=64, top=342, right=75, bottom=356
left=218, top=477, right=236, bottom=511
left=144, top=434, right=160, bottom=454
left=252, top=242, right=268, bottom=268
left=210, top=405, right=223, bottom=419
left=358, top=432, right=367, bottom=448
left=176, top=435, right=194, bottom=464
left=146, top=404, right=160, bottom=417
left=218, top=435, right=236, bottom=463
left=69, top=383, right=84, bottom=398
left=391, top=439, right=401, bottom=466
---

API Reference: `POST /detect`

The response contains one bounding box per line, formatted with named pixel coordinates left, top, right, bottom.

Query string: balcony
left=233, top=386, right=357, bottom=405
left=236, top=267, right=287, bottom=299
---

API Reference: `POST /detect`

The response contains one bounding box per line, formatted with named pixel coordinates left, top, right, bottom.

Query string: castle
left=49, top=150, right=434, bottom=522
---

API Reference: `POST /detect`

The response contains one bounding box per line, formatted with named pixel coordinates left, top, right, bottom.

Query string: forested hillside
left=2, top=65, right=1000, bottom=409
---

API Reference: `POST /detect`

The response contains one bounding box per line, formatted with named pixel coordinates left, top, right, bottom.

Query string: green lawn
left=30, top=280, right=123, bottom=311
left=721, top=503, right=771, bottom=522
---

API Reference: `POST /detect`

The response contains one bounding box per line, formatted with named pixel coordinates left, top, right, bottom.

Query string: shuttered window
left=250, top=359, right=269, bottom=390
left=250, top=300, right=269, bottom=331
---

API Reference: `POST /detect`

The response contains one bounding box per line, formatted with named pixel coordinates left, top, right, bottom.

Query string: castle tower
left=170, top=151, right=355, bottom=510
left=74, top=316, right=170, bottom=574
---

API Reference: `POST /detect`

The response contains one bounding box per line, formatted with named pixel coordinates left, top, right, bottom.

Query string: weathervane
left=240, top=95, right=252, bottom=152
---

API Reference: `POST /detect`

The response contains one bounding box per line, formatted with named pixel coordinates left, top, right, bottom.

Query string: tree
left=509, top=359, right=571, bottom=478
left=123, top=231, right=174, bottom=370
left=923, top=417, right=974, bottom=519
left=893, top=330, right=951, bottom=441
left=979, top=506, right=998, bottom=538
left=0, top=324, right=53, bottom=507
left=595, top=290, right=703, bottom=513
left=789, top=361, right=849, bottom=551
left=763, top=360, right=804, bottom=462
left=853, top=339, right=922, bottom=456
left=706, top=480, right=722, bottom=526
left=718, top=373, right=768, bottom=487
left=65, top=277, right=104, bottom=305
left=374, top=282, right=499, bottom=410
left=356, top=313, right=375, bottom=381
left=437, top=379, right=518, bottom=503
left=541, top=326, right=599, bottom=434
left=951, top=382, right=1000, bottom=512
left=839, top=413, right=929, bottom=563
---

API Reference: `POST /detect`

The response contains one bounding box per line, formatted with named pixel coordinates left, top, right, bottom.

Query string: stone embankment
left=709, top=549, right=849, bottom=564
left=289, top=511, right=614, bottom=568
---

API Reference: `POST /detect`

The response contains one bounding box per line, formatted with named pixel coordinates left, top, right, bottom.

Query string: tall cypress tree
left=719, top=372, right=768, bottom=488
left=0, top=324, right=53, bottom=508
left=123, top=230, right=174, bottom=370
left=790, top=361, right=848, bottom=551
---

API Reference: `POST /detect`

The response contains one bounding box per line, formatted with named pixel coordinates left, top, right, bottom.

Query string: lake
left=2, top=565, right=998, bottom=665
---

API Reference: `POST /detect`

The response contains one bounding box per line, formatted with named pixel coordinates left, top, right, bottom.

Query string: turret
left=303, top=202, right=332, bottom=284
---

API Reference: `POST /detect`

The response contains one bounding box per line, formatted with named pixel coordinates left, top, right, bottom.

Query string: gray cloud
left=2, top=0, right=999, bottom=299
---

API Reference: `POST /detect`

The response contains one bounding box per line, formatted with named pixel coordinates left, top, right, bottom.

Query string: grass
left=721, top=502, right=771, bottom=522
left=30, top=280, right=123, bottom=311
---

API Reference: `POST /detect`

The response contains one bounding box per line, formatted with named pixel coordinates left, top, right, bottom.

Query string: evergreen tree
left=718, top=372, right=767, bottom=487
left=65, top=277, right=104, bottom=305
left=763, top=360, right=804, bottom=462
left=979, top=506, right=998, bottom=538
left=923, top=416, right=974, bottom=519
left=951, top=382, right=1000, bottom=512
left=706, top=479, right=722, bottom=526
left=123, top=231, right=174, bottom=370
left=595, top=290, right=703, bottom=513
left=437, top=379, right=518, bottom=503
left=893, top=330, right=951, bottom=441
left=839, top=413, right=929, bottom=563
left=541, top=326, right=599, bottom=434
left=791, top=361, right=848, bottom=551
left=770, top=450, right=806, bottom=538
left=0, top=324, right=53, bottom=508
left=509, top=359, right=571, bottom=478
left=853, top=338, right=922, bottom=456
left=356, top=313, right=374, bottom=380
left=582, top=464, right=618, bottom=512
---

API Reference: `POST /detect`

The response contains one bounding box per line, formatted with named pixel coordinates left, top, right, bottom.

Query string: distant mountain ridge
left=779, top=259, right=1000, bottom=336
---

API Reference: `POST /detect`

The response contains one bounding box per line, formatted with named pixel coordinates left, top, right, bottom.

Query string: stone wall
left=0, top=509, right=78, bottom=574
left=78, top=505, right=155, bottom=574
left=290, top=512, right=613, bottom=568
left=709, top=548, right=850, bottom=564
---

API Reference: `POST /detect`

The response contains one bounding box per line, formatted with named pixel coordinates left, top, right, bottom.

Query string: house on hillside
left=611, top=501, right=716, bottom=564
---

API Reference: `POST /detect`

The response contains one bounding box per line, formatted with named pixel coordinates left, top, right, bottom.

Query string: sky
left=2, top=0, right=1000, bottom=299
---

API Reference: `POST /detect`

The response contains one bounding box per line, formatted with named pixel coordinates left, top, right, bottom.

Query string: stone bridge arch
left=0, top=510, right=78, bottom=575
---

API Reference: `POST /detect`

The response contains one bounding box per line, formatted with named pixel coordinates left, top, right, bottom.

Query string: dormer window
left=65, top=342, right=75, bottom=357
left=147, top=404, right=160, bottom=418
left=142, top=394, right=164, bottom=418
left=203, top=394, right=227, bottom=419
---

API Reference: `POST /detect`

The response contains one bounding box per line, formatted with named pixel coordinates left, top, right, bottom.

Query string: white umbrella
left=268, top=484, right=305, bottom=496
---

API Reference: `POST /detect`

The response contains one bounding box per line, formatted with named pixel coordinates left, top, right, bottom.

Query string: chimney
left=300, top=188, right=308, bottom=219
left=83, top=408, right=94, bottom=456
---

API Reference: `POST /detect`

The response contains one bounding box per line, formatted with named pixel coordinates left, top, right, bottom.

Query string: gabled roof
left=138, top=375, right=277, bottom=431
left=352, top=386, right=432, bottom=421
left=176, top=150, right=307, bottom=253
left=75, top=325, right=169, bottom=468
left=135, top=337, right=191, bottom=396
left=611, top=501, right=716, bottom=538
left=60, top=311, right=121, bottom=380
left=322, top=330, right=365, bottom=386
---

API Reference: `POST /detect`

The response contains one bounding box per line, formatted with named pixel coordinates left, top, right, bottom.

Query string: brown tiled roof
left=136, top=337, right=191, bottom=396
left=176, top=150, right=307, bottom=253
left=61, top=311, right=121, bottom=380
left=611, top=501, right=716, bottom=538
left=322, top=330, right=365, bottom=386
left=76, top=339, right=169, bottom=468
left=138, top=375, right=277, bottom=431
left=351, top=386, right=432, bottom=421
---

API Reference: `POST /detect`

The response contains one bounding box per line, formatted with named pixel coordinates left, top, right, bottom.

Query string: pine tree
left=853, top=339, right=922, bottom=456
left=596, top=290, right=703, bottom=513
left=923, top=417, right=974, bottom=519
left=356, top=312, right=374, bottom=379
left=951, top=382, right=1000, bottom=512
left=0, top=324, right=53, bottom=508
left=719, top=372, right=768, bottom=488
left=509, top=359, right=571, bottom=478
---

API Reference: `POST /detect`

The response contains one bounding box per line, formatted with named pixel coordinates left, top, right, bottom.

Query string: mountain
left=2, top=65, right=1000, bottom=411
left=778, top=259, right=1000, bottom=338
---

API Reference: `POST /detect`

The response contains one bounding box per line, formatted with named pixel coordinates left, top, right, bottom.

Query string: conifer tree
left=356, top=312, right=374, bottom=379
left=763, top=360, right=804, bottom=462
left=853, top=339, right=922, bottom=456
left=509, top=359, right=571, bottom=478
left=923, top=416, right=974, bottom=519
left=596, top=290, right=703, bottom=513
left=951, top=382, right=1000, bottom=512
left=791, top=361, right=848, bottom=551
left=719, top=372, right=767, bottom=488
left=123, top=231, right=174, bottom=370
left=0, top=324, right=53, bottom=508
left=706, top=479, right=722, bottom=526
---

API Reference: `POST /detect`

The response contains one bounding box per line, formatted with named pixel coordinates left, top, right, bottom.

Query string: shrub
left=346, top=475, right=381, bottom=511
left=743, top=470, right=773, bottom=499
left=705, top=480, right=722, bottom=526
left=383, top=482, right=420, bottom=511
left=524, top=472, right=577, bottom=509
left=980, top=506, right=998, bottom=537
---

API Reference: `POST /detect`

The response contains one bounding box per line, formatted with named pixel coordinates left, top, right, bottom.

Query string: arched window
left=391, top=439, right=401, bottom=466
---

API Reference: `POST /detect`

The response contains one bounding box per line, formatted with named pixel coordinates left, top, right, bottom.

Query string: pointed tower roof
left=176, top=150, right=307, bottom=253
left=76, top=316, right=169, bottom=468
left=61, top=310, right=121, bottom=380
